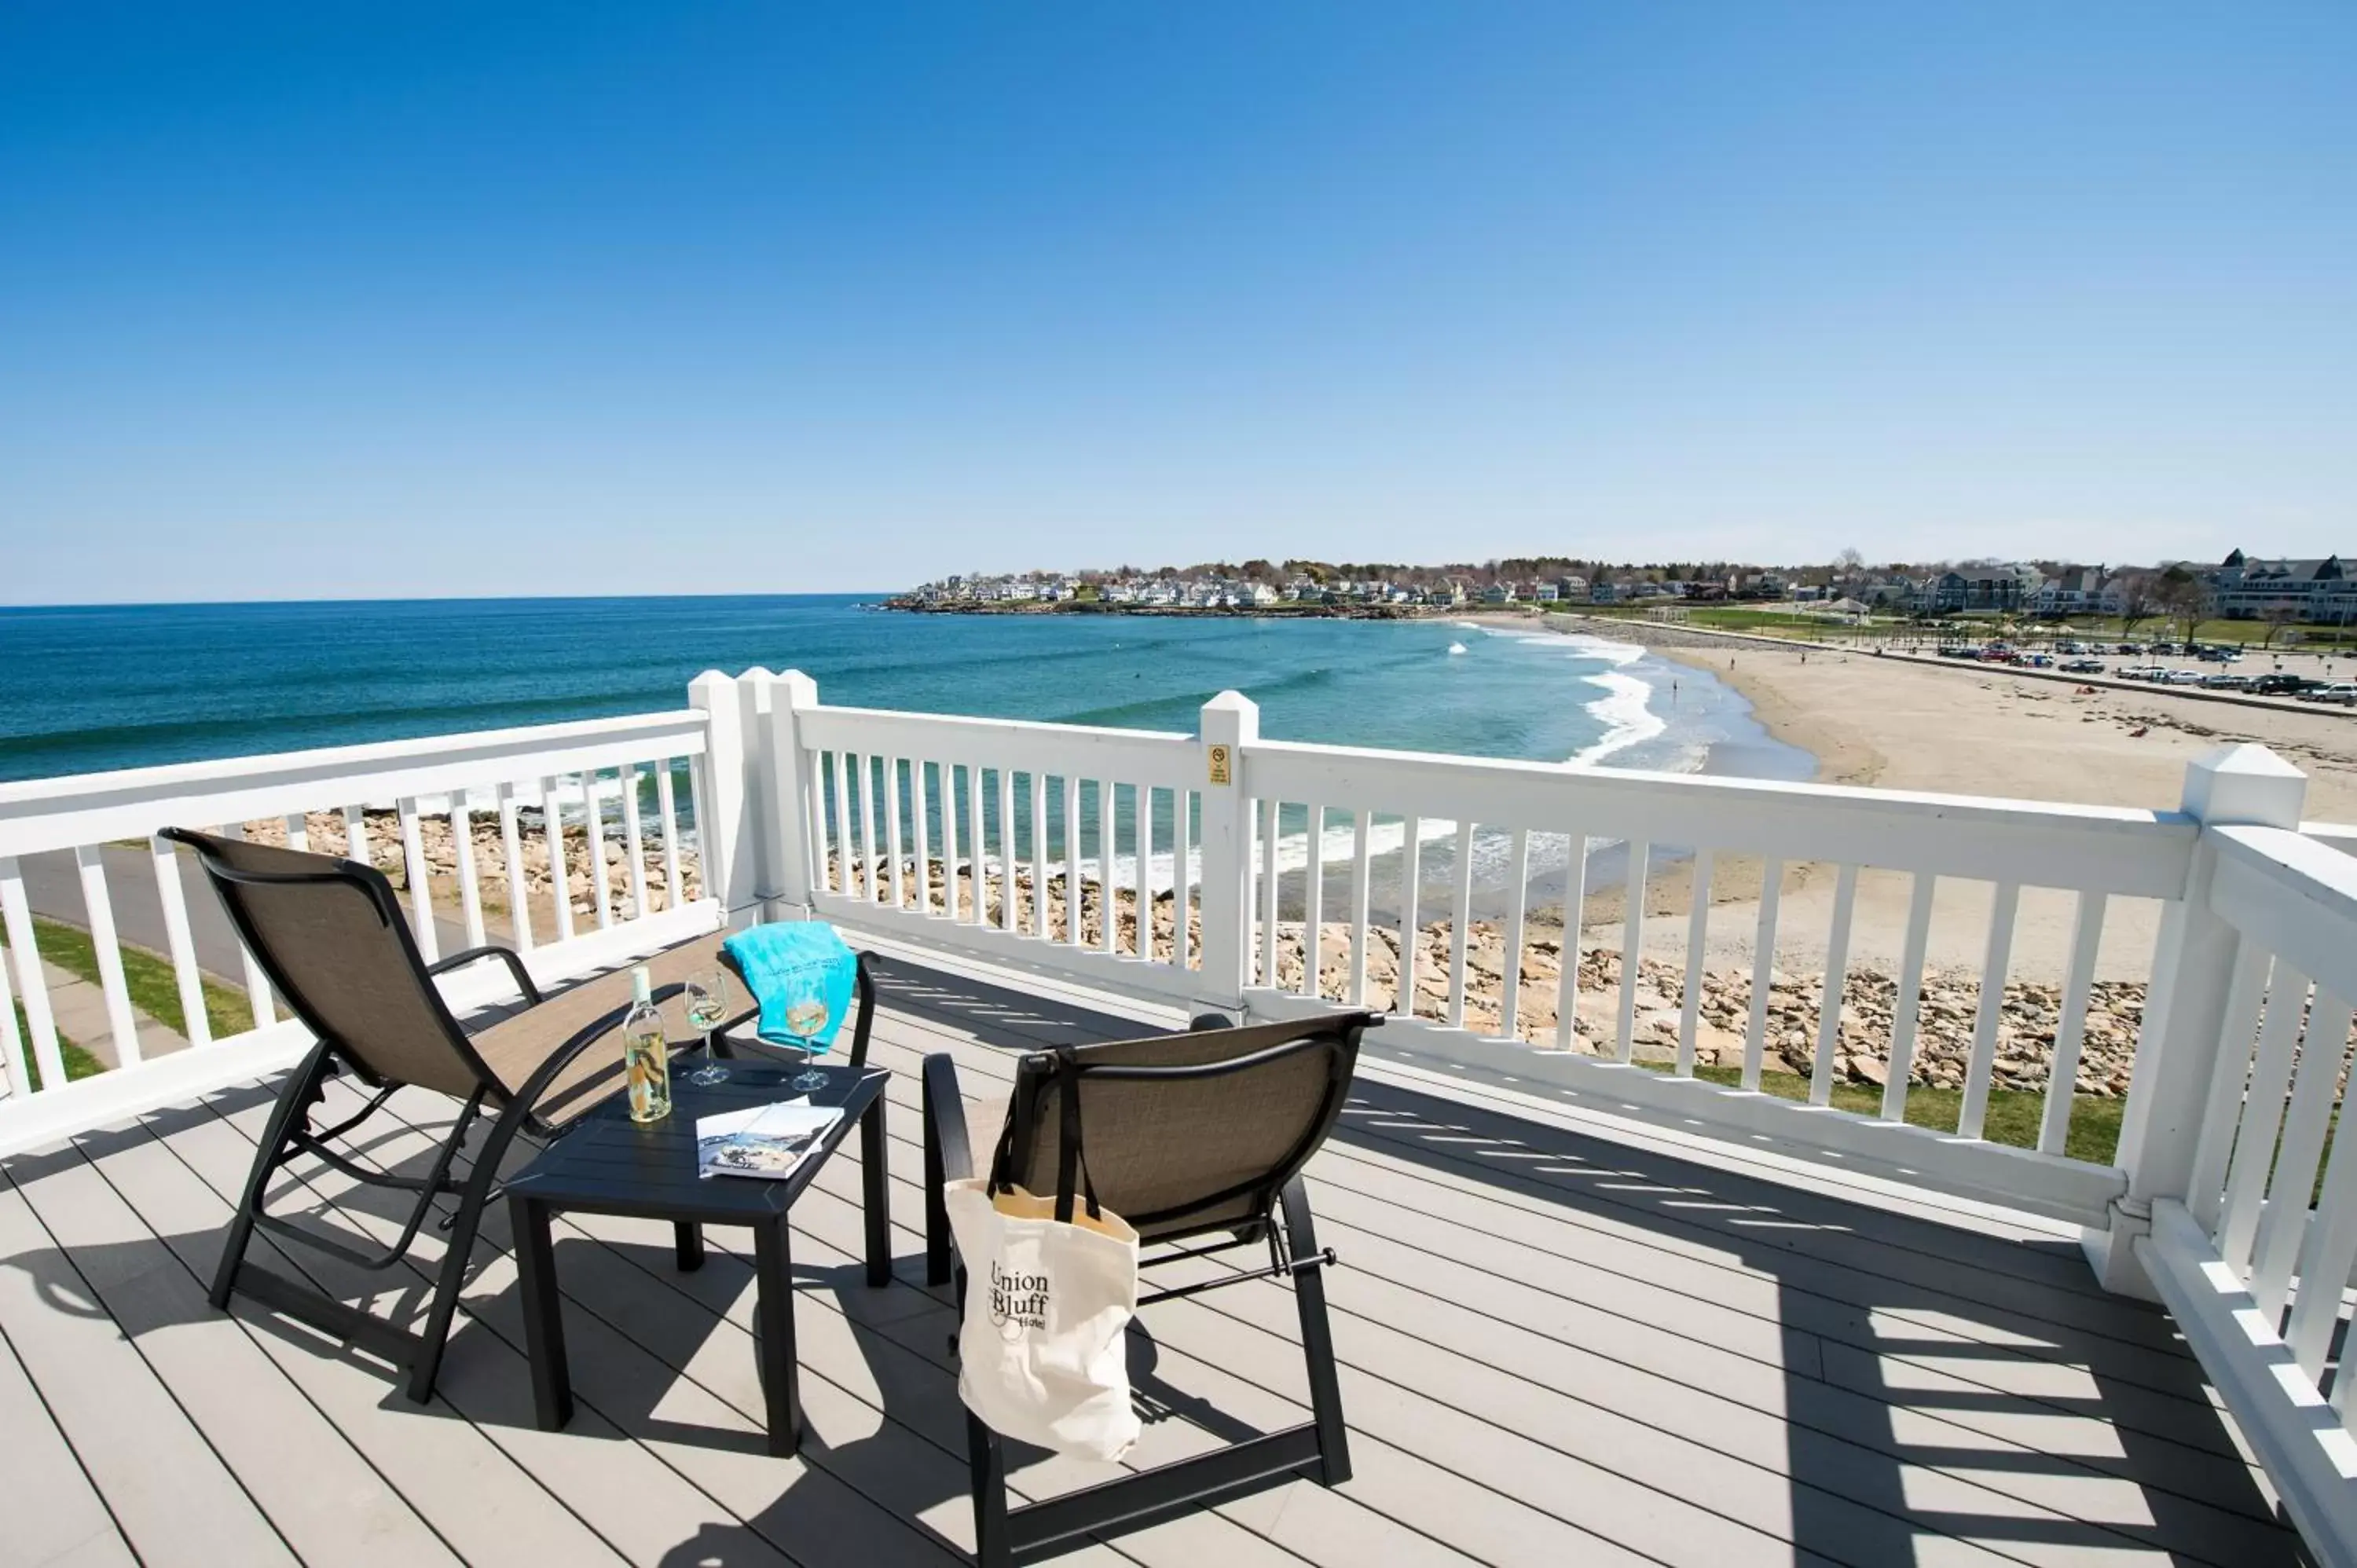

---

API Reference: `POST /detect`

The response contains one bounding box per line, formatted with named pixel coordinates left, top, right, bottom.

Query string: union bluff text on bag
left=944, top=1179, right=1142, bottom=1462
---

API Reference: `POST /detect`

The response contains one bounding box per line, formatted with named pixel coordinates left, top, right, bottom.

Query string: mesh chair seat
left=469, top=933, right=731, bottom=1127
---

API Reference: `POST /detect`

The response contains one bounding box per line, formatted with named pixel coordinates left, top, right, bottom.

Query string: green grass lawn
left=8, top=915, right=254, bottom=1042
left=9, top=1002, right=104, bottom=1090
left=1667, top=1062, right=2124, bottom=1164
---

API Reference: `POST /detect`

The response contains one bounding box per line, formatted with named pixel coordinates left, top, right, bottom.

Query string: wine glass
left=781, top=970, right=833, bottom=1094
left=684, top=969, right=731, bottom=1086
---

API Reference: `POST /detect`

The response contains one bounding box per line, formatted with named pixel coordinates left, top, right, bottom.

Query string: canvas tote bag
left=944, top=1049, right=1142, bottom=1461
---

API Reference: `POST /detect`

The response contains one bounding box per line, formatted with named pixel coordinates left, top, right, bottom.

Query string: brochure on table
left=695, top=1099, right=841, bottom=1181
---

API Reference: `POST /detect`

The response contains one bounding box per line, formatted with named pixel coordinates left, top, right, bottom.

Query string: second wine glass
left=684, top=969, right=731, bottom=1086
left=781, top=969, right=833, bottom=1094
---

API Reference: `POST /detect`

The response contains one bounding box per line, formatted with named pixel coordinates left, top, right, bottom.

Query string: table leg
left=753, top=1218, right=802, bottom=1457
left=510, top=1195, right=572, bottom=1431
left=862, top=1091, right=891, bottom=1287
left=674, top=1221, right=704, bottom=1272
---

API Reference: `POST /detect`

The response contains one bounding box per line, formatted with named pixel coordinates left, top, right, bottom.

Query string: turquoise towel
left=721, top=921, right=857, bottom=1053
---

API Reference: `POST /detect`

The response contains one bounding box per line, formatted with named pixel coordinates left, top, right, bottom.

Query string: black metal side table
left=504, top=1057, right=891, bottom=1457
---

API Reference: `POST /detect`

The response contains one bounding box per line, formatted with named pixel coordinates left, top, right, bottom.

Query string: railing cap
left=2181, top=743, right=2306, bottom=829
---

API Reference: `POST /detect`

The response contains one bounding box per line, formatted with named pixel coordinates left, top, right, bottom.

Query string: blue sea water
left=0, top=595, right=1800, bottom=786
left=0, top=595, right=1809, bottom=913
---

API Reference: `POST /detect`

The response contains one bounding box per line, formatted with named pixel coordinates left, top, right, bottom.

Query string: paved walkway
left=33, top=958, right=191, bottom=1071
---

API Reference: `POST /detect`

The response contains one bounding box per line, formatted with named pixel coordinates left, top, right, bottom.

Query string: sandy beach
left=1507, top=611, right=2357, bottom=985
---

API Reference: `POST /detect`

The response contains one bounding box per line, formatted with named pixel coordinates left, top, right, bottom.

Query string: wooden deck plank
left=1321, top=1085, right=2188, bottom=1359
left=636, top=1059, right=1923, bottom=1567
left=863, top=985, right=2180, bottom=1365
left=361, top=1078, right=1479, bottom=1568
left=0, top=1160, right=299, bottom=1568
left=850, top=999, right=2290, bottom=1561
left=0, top=1321, right=136, bottom=1567
left=92, top=1101, right=646, bottom=1568
left=785, top=1075, right=2137, bottom=1568
left=190, top=1080, right=968, bottom=1568
left=860, top=1011, right=2231, bottom=1433
left=8, top=1134, right=464, bottom=1568
left=148, top=1087, right=806, bottom=1568
left=0, top=946, right=2302, bottom=1568
left=357, top=1067, right=1616, bottom=1568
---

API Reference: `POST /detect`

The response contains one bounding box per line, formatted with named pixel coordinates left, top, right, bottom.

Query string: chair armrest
left=922, top=1051, right=973, bottom=1288
left=429, top=944, right=543, bottom=1006
left=923, top=1053, right=975, bottom=1183
left=509, top=981, right=684, bottom=1133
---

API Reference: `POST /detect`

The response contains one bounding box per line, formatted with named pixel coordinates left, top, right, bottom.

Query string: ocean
left=0, top=595, right=1811, bottom=915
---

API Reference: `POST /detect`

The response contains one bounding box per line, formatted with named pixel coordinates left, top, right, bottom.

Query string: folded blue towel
left=720, top=921, right=857, bottom=1053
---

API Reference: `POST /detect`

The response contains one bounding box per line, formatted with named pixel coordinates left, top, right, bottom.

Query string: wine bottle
left=623, top=965, right=671, bottom=1124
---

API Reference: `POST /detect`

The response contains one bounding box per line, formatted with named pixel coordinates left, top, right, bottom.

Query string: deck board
left=0, top=948, right=2304, bottom=1568
left=851, top=1013, right=2284, bottom=1566
left=7, top=1135, right=464, bottom=1568
left=0, top=1305, right=135, bottom=1567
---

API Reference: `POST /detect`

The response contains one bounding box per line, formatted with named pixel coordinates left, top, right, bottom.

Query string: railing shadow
left=1327, top=1075, right=2300, bottom=1566
left=0, top=943, right=2309, bottom=1566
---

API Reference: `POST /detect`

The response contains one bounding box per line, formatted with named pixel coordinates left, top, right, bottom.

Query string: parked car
left=2060, top=658, right=2106, bottom=674
left=2300, top=683, right=2357, bottom=706
left=2023, top=654, right=2055, bottom=668
left=2150, top=642, right=2179, bottom=654
left=2249, top=674, right=2321, bottom=695
left=2157, top=669, right=2205, bottom=685
left=2198, top=672, right=2251, bottom=690
left=2114, top=643, right=2145, bottom=655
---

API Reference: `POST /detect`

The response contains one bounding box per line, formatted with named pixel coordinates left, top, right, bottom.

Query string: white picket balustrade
left=1231, top=732, right=2195, bottom=1228
left=785, top=700, right=1208, bottom=1004
left=2137, top=810, right=2357, bottom=1568
left=0, top=709, right=724, bottom=1156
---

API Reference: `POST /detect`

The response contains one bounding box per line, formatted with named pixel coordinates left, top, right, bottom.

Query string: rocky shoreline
left=229, top=823, right=2157, bottom=1097
left=821, top=858, right=2146, bottom=1096
left=235, top=808, right=703, bottom=927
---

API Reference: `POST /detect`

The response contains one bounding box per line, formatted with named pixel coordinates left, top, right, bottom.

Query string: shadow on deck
left=0, top=951, right=2301, bottom=1567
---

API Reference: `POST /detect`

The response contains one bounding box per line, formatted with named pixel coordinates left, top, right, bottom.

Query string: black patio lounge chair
left=164, top=827, right=874, bottom=1404
left=922, top=1009, right=1380, bottom=1568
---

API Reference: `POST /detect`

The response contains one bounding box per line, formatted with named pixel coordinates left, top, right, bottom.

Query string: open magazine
left=695, top=1100, right=841, bottom=1181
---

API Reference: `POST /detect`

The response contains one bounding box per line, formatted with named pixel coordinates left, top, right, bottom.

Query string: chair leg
left=211, top=1043, right=335, bottom=1310
left=404, top=1100, right=529, bottom=1404
left=1281, top=1176, right=1351, bottom=1486
left=967, top=1411, right=1013, bottom=1568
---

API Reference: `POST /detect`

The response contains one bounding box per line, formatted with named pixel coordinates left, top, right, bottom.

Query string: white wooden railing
left=0, top=692, right=733, bottom=1157
left=2134, top=817, right=2357, bottom=1567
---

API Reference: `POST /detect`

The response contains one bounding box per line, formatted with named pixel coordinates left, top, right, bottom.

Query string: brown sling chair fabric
left=164, top=827, right=874, bottom=1404
left=922, top=1008, right=1379, bottom=1567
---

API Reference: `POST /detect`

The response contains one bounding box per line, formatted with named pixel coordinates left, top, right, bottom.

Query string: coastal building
left=2034, top=566, right=2126, bottom=618
left=2207, top=550, right=2357, bottom=624
left=1915, top=563, right=2044, bottom=614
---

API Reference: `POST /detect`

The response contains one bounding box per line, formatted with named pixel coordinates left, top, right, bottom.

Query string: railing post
left=735, top=667, right=781, bottom=921
left=688, top=670, right=761, bottom=930
left=757, top=669, right=821, bottom=918
left=1196, top=691, right=1258, bottom=1016
left=2090, top=742, right=2306, bottom=1297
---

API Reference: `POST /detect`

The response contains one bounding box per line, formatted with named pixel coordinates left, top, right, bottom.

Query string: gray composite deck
left=0, top=952, right=2303, bottom=1567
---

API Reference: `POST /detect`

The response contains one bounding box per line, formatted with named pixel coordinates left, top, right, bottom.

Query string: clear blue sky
left=3, top=3, right=2351, bottom=603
